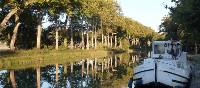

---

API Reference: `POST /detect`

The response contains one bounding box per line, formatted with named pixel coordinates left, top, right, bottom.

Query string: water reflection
left=0, top=52, right=148, bottom=88
left=36, top=67, right=40, bottom=88
left=10, top=70, right=16, bottom=88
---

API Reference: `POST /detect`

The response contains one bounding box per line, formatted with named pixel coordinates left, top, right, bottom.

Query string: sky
left=118, top=0, right=174, bottom=32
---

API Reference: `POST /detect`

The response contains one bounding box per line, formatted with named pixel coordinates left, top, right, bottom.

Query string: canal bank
left=0, top=48, right=126, bottom=69
left=0, top=52, right=143, bottom=88
left=188, top=54, right=200, bottom=88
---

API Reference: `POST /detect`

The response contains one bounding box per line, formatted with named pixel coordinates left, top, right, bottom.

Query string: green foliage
left=160, top=0, right=200, bottom=53
left=120, top=16, right=156, bottom=38
left=121, top=39, right=130, bottom=50
left=0, top=0, right=158, bottom=50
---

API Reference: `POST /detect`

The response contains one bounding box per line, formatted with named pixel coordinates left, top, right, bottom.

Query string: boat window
left=169, top=44, right=181, bottom=57
left=154, top=45, right=165, bottom=54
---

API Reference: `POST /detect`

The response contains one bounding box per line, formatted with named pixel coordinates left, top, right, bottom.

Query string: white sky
left=118, top=0, right=175, bottom=32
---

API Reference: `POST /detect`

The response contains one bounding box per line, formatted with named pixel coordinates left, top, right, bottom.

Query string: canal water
left=0, top=52, right=148, bottom=88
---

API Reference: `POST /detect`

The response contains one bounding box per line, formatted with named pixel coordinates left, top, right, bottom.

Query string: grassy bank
left=188, top=54, right=200, bottom=88
left=188, top=54, right=200, bottom=64
left=0, top=48, right=115, bottom=70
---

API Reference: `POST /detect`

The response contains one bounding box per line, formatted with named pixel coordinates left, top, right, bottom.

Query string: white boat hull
left=132, top=59, right=191, bottom=88
left=129, top=41, right=192, bottom=88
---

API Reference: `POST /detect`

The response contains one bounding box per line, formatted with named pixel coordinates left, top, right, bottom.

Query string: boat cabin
left=151, top=41, right=182, bottom=59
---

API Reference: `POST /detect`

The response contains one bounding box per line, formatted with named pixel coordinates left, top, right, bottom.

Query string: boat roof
left=153, top=41, right=171, bottom=44
left=152, top=41, right=180, bottom=45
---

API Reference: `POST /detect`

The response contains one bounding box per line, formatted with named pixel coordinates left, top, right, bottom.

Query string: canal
left=0, top=52, right=149, bottom=88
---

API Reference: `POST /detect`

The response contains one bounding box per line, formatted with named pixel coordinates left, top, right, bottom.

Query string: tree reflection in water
left=0, top=69, right=37, bottom=88
left=36, top=67, right=40, bottom=88
left=0, top=52, right=148, bottom=88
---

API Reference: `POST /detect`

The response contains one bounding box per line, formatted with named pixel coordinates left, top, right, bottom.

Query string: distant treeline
left=0, top=0, right=161, bottom=51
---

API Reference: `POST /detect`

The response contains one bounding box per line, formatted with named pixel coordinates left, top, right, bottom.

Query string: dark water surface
left=0, top=52, right=148, bottom=88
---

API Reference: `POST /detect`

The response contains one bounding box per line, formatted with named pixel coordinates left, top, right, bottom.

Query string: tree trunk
left=1, top=8, right=18, bottom=29
left=115, top=55, right=117, bottom=67
left=64, top=38, right=67, bottom=47
left=36, top=67, right=40, bottom=88
left=108, top=58, right=110, bottom=69
left=36, top=24, right=42, bottom=49
left=105, top=59, right=107, bottom=69
left=71, top=62, right=73, bottom=73
left=10, top=70, right=16, bottom=88
left=86, top=32, right=89, bottom=50
left=64, top=28, right=68, bottom=47
left=10, top=23, right=20, bottom=51
left=81, top=32, right=85, bottom=50
left=110, top=57, right=113, bottom=68
left=107, top=35, right=110, bottom=47
left=94, top=58, right=97, bottom=79
left=10, top=14, right=20, bottom=51
left=94, top=28, right=97, bottom=49
left=114, top=36, right=117, bottom=47
left=91, top=60, right=94, bottom=78
left=94, top=58, right=97, bottom=73
left=91, top=31, right=94, bottom=48
left=8, top=33, right=11, bottom=40
left=56, top=63, right=58, bottom=82
left=101, top=34, right=104, bottom=44
left=119, top=39, right=122, bottom=48
left=64, top=65, right=67, bottom=73
left=55, top=29, right=59, bottom=50
left=70, top=29, right=73, bottom=49
left=10, top=15, right=21, bottom=51
left=82, top=60, right=84, bottom=77
left=101, top=61, right=104, bottom=73
left=132, top=55, right=135, bottom=63
left=131, top=39, right=134, bottom=45
left=87, top=59, right=89, bottom=75
left=195, top=41, right=198, bottom=54
left=104, top=36, right=107, bottom=46
left=110, top=35, right=113, bottom=47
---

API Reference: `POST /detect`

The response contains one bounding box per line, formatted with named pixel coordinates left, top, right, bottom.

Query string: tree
left=0, top=7, right=18, bottom=29
left=0, top=0, right=157, bottom=50
left=160, top=0, right=200, bottom=54
left=10, top=14, right=20, bottom=50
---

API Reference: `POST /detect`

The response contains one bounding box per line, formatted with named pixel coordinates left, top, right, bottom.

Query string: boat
left=129, top=40, right=192, bottom=88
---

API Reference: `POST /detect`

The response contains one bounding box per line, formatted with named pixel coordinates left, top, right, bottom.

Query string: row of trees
left=160, top=0, right=200, bottom=54
left=0, top=0, right=158, bottom=51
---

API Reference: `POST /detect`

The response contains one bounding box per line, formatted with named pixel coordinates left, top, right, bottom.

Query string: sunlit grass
left=0, top=48, right=112, bottom=70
